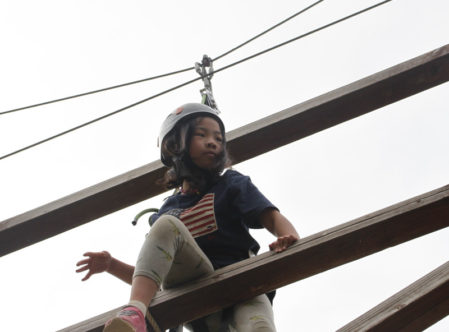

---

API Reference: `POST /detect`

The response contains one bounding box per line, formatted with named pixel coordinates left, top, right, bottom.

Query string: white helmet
left=158, top=103, right=225, bottom=166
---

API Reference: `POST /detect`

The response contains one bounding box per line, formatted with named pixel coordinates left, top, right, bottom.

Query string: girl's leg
left=132, top=214, right=214, bottom=304
left=105, top=215, right=215, bottom=332
left=230, top=294, right=276, bottom=332
left=129, top=276, right=159, bottom=309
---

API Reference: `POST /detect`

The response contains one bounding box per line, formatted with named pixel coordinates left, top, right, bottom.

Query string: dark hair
left=158, top=116, right=231, bottom=192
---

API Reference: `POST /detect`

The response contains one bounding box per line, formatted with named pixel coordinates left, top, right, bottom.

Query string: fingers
left=81, top=272, right=92, bottom=282
left=76, top=265, right=88, bottom=273
left=83, top=252, right=98, bottom=258
left=76, top=251, right=112, bottom=282
left=270, top=240, right=286, bottom=253
left=76, top=251, right=111, bottom=281
left=76, top=253, right=95, bottom=278
left=269, top=235, right=299, bottom=253
left=76, top=257, right=93, bottom=281
left=76, top=258, right=90, bottom=267
left=76, top=252, right=96, bottom=266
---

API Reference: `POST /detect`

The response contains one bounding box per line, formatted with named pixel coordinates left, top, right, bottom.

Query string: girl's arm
left=259, top=209, right=300, bottom=253
left=76, top=251, right=135, bottom=285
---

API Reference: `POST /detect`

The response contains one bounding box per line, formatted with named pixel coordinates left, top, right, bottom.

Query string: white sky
left=1, top=0, right=448, bottom=331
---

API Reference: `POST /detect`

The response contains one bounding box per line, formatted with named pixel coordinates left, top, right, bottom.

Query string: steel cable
left=0, top=67, right=194, bottom=116
left=213, top=0, right=324, bottom=62
left=0, top=0, right=392, bottom=161
left=213, top=0, right=392, bottom=76
left=1, top=1, right=324, bottom=116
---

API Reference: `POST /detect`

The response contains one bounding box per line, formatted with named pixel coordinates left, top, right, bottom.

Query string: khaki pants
left=134, top=215, right=276, bottom=332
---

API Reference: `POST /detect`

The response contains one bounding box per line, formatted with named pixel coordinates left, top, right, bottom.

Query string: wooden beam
left=337, top=261, right=449, bottom=332
left=2, top=44, right=449, bottom=257
left=59, top=183, right=449, bottom=331
left=0, top=160, right=167, bottom=256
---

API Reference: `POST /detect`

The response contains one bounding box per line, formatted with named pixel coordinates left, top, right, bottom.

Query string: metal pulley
left=195, top=54, right=219, bottom=111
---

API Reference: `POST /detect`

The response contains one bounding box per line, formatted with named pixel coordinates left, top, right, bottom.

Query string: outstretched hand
left=269, top=234, right=299, bottom=253
left=76, top=251, right=112, bottom=281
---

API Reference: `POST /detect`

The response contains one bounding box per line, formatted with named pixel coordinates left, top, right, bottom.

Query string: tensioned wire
left=0, top=0, right=324, bottom=116
left=212, top=0, right=324, bottom=62
left=0, top=67, right=194, bottom=115
left=0, top=0, right=392, bottom=161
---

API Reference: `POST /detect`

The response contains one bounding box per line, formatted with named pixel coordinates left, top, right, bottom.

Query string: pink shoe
left=103, top=306, right=147, bottom=332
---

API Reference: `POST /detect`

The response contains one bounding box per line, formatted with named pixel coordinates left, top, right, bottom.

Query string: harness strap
left=145, top=311, right=162, bottom=332
left=190, top=317, right=210, bottom=332
left=218, top=307, right=233, bottom=332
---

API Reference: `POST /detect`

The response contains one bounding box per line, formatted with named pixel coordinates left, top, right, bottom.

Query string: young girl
left=76, top=103, right=299, bottom=332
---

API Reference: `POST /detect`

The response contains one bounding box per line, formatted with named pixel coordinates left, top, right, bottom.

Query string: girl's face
left=189, top=117, right=223, bottom=170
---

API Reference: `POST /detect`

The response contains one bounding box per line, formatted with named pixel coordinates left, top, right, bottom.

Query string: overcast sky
left=1, top=0, right=448, bottom=331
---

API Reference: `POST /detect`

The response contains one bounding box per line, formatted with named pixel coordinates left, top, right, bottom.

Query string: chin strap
left=195, top=55, right=219, bottom=112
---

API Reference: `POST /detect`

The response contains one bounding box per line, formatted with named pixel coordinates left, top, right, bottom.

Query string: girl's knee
left=231, top=314, right=275, bottom=332
left=248, top=315, right=276, bottom=331
left=232, top=295, right=276, bottom=332
left=149, top=215, right=186, bottom=237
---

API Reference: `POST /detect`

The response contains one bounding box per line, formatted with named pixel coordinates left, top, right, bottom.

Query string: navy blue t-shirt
left=150, top=169, right=277, bottom=269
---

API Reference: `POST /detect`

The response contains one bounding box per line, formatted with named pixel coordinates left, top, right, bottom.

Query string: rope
left=0, top=75, right=202, bottom=161
left=146, top=311, right=163, bottom=332
left=0, top=0, right=392, bottom=161
left=213, top=0, right=324, bottom=62
left=0, top=66, right=194, bottom=116
left=2, top=1, right=324, bottom=116
left=212, top=0, right=392, bottom=76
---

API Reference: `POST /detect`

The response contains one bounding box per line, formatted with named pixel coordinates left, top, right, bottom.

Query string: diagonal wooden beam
left=58, top=183, right=449, bottom=331
left=1, top=44, right=449, bottom=257
left=337, top=261, right=449, bottom=332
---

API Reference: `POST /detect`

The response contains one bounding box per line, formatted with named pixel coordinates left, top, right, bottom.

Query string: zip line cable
left=0, top=67, right=194, bottom=116
left=0, top=0, right=392, bottom=161
left=1, top=0, right=324, bottom=116
left=212, top=0, right=392, bottom=76
left=0, top=76, right=203, bottom=161
left=213, top=0, right=324, bottom=62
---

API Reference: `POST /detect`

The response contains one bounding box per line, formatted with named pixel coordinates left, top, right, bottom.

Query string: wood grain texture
left=337, top=261, right=449, bottom=332
left=1, top=44, right=448, bottom=257
left=59, top=184, right=449, bottom=331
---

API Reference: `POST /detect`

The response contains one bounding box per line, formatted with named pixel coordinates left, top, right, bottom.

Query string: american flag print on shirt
left=178, top=193, right=217, bottom=238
